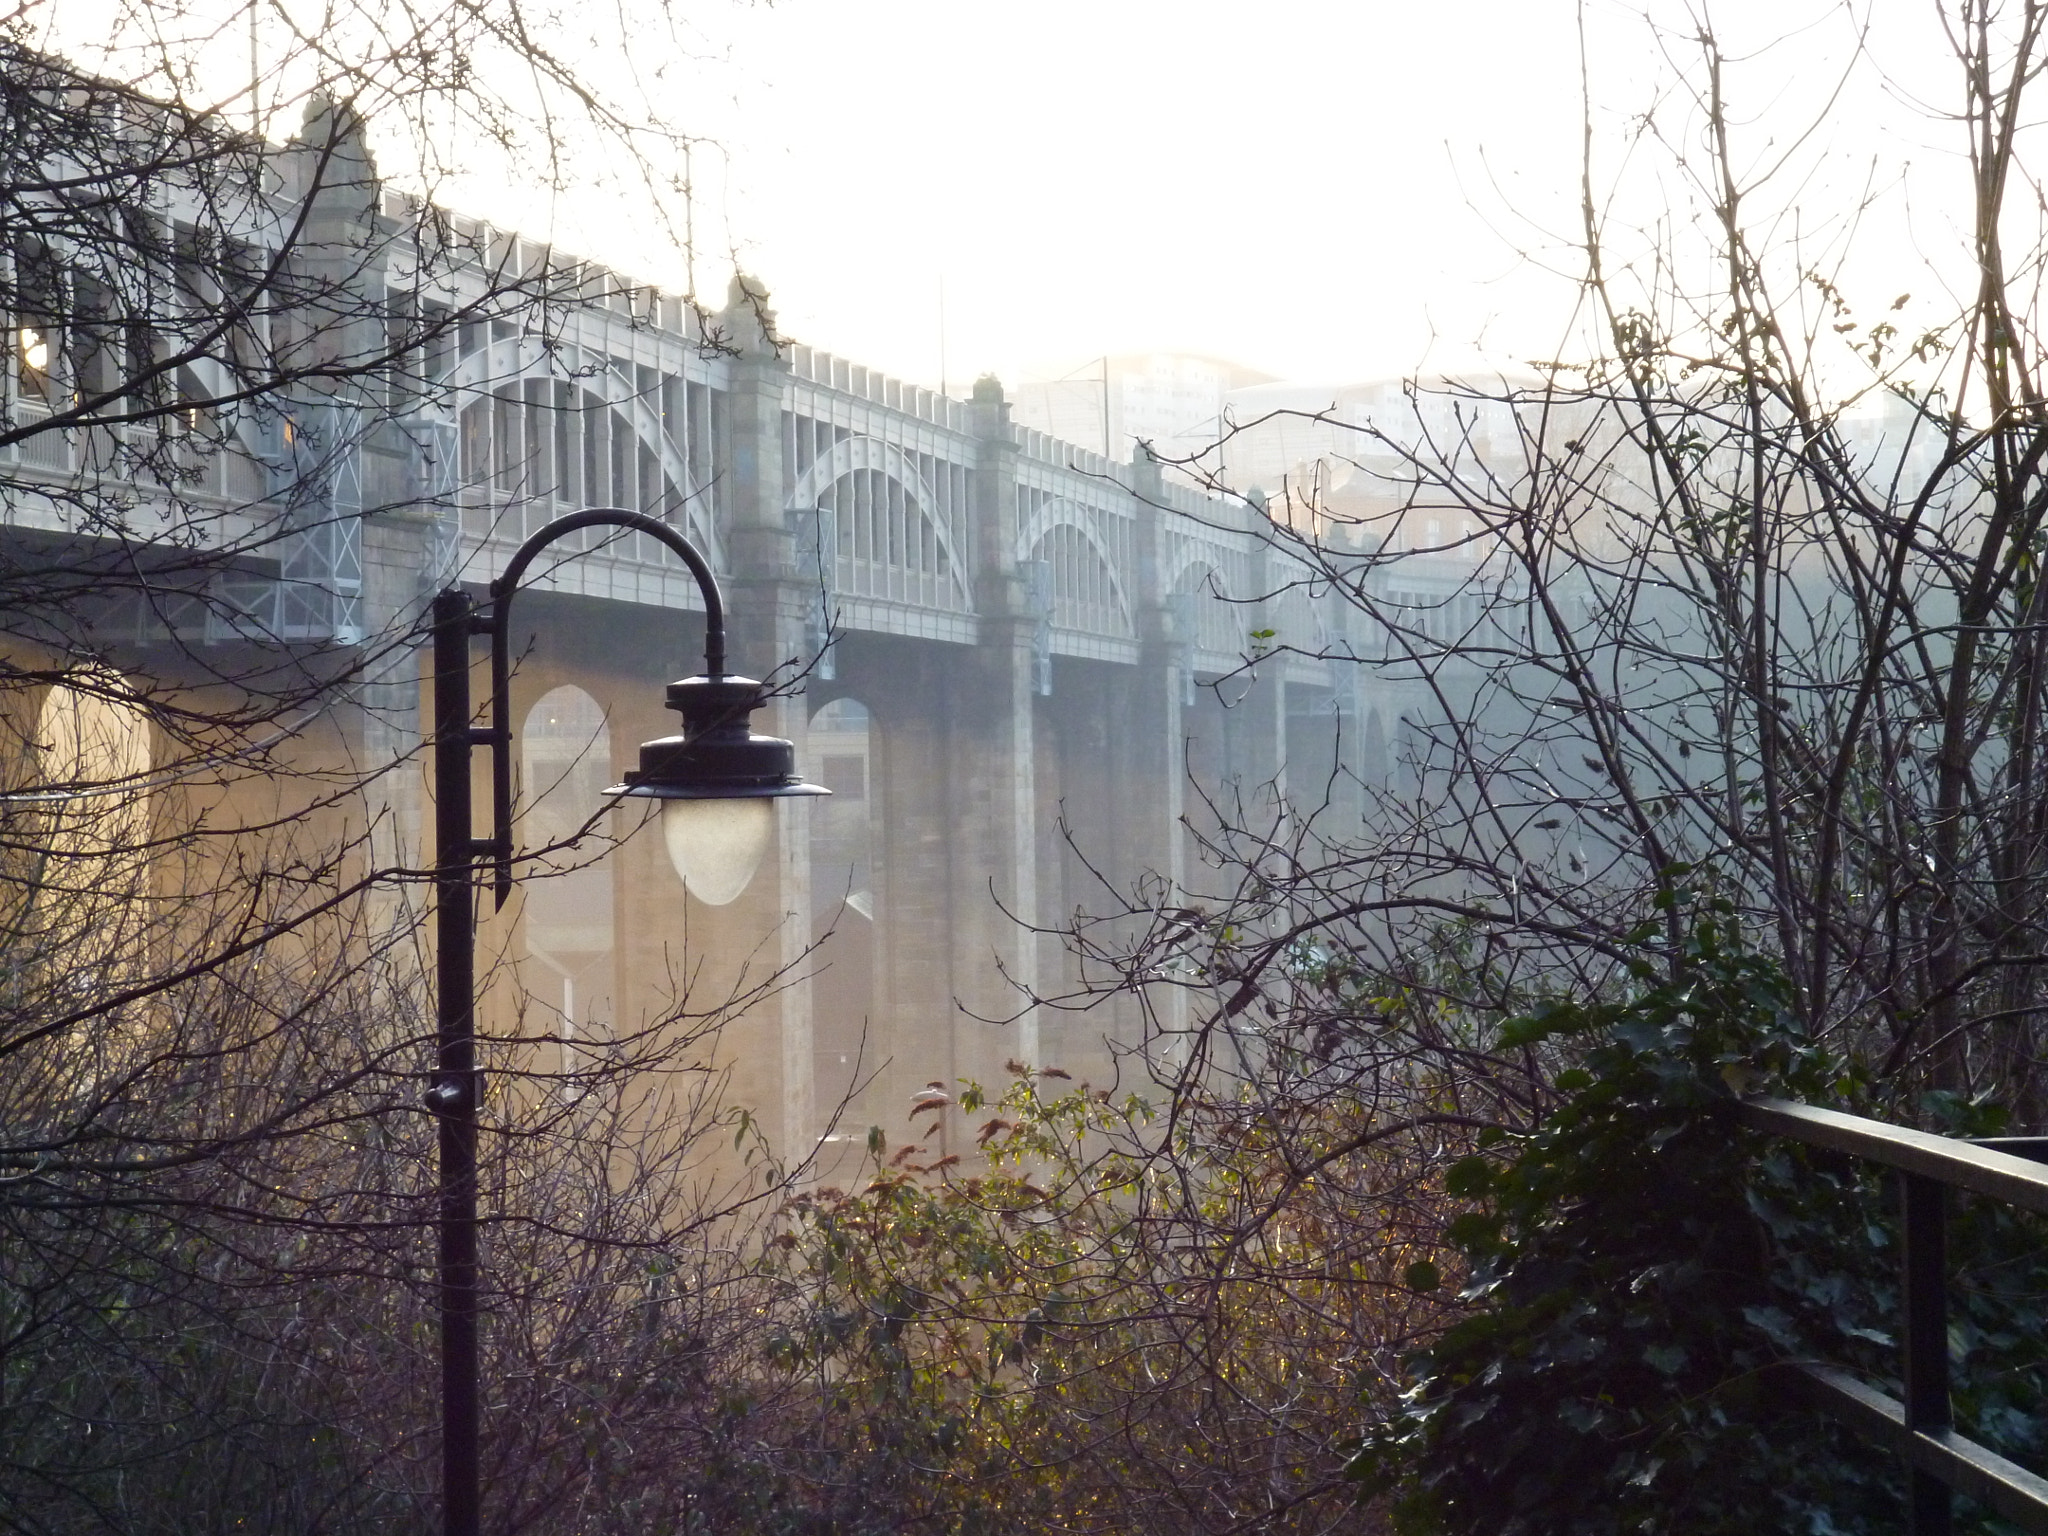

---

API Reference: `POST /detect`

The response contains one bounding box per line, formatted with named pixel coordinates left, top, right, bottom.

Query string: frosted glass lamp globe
left=661, top=795, right=775, bottom=906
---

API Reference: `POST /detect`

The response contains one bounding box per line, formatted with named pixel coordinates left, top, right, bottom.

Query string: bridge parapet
left=787, top=344, right=969, bottom=433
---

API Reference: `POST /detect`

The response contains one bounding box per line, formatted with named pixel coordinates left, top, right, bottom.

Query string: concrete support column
left=1126, top=449, right=1188, bottom=1049
left=1230, top=533, right=1290, bottom=827
left=717, top=277, right=817, bottom=1157
left=951, top=375, right=1039, bottom=1083
left=1323, top=591, right=1369, bottom=843
left=1127, top=447, right=1188, bottom=901
left=869, top=639, right=961, bottom=1126
left=284, top=97, right=382, bottom=387
left=290, top=100, right=422, bottom=959
left=358, top=504, right=437, bottom=939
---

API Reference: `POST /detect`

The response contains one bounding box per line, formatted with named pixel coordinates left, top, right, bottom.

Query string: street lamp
left=425, top=507, right=825, bottom=1536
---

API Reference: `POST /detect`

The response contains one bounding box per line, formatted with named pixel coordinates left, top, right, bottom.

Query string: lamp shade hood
left=607, top=672, right=827, bottom=903
left=609, top=675, right=831, bottom=802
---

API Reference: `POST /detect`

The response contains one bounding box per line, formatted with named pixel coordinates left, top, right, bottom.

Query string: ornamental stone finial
left=721, top=272, right=779, bottom=356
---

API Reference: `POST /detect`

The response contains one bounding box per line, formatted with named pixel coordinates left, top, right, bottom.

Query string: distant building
left=1012, top=352, right=1276, bottom=480
left=1218, top=376, right=1531, bottom=491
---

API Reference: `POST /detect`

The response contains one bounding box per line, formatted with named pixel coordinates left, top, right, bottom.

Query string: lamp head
left=609, top=674, right=827, bottom=904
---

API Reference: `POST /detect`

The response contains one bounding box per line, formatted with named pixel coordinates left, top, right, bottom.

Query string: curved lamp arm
left=489, top=507, right=727, bottom=675
left=482, top=509, right=729, bottom=907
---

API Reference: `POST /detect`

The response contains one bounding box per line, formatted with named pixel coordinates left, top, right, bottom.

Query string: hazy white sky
left=674, top=0, right=1610, bottom=387
left=53, top=0, right=1977, bottom=398
left=586, top=0, right=1958, bottom=395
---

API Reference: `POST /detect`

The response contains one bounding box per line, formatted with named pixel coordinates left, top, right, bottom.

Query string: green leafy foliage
left=1353, top=914, right=2048, bottom=1534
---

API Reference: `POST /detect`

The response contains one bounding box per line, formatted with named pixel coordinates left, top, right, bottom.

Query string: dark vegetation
left=13, top=2, right=2048, bottom=1533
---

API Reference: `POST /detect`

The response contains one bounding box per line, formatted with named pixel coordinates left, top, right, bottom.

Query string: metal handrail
left=1734, top=1097, right=2048, bottom=1213
left=1735, top=1096, right=2048, bottom=1535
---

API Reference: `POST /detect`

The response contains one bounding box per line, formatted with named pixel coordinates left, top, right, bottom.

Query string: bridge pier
left=954, top=376, right=1042, bottom=1086
left=723, top=287, right=819, bottom=1157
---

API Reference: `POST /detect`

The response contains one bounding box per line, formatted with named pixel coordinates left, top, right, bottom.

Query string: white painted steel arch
left=1016, top=496, right=1134, bottom=636
left=443, top=337, right=722, bottom=567
left=1167, top=556, right=1246, bottom=657
left=1164, top=547, right=1235, bottom=601
left=785, top=434, right=973, bottom=613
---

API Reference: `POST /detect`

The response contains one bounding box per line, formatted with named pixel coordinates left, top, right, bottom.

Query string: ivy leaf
left=1741, top=1304, right=1798, bottom=1350
left=1404, top=1260, right=1444, bottom=1293
left=1643, top=1343, right=1688, bottom=1376
left=1444, top=1156, right=1495, bottom=1199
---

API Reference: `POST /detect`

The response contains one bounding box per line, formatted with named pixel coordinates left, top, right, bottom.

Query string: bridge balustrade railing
left=6, top=403, right=273, bottom=514
left=1733, top=1096, right=2048, bottom=1534
left=10, top=403, right=70, bottom=471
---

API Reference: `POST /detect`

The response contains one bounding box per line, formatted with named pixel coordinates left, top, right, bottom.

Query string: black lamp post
left=425, top=507, right=824, bottom=1536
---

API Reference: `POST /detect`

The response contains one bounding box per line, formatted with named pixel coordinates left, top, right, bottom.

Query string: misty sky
left=646, top=0, right=1962, bottom=395
left=50, top=0, right=1974, bottom=399
left=691, top=0, right=1602, bottom=388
